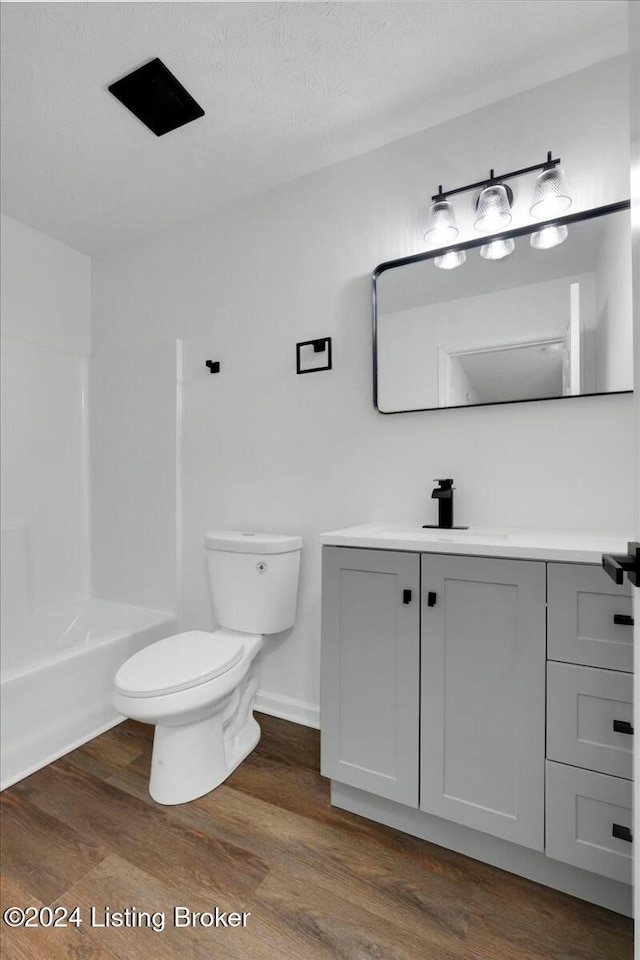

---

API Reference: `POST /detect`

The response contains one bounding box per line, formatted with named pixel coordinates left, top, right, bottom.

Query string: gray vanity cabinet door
left=321, top=546, right=420, bottom=806
left=420, top=554, right=546, bottom=850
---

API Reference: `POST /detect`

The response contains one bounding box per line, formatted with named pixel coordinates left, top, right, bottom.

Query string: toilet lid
left=114, top=630, right=246, bottom=698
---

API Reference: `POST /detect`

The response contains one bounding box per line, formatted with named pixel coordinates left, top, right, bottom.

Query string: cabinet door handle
left=612, top=823, right=633, bottom=843
left=602, top=553, right=625, bottom=585
left=613, top=614, right=634, bottom=626
left=613, top=720, right=634, bottom=735
left=403, top=589, right=412, bottom=604
left=426, top=591, right=437, bottom=607
left=602, top=542, right=640, bottom=587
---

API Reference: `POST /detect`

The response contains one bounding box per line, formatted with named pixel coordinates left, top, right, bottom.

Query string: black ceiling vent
left=108, top=58, right=204, bottom=137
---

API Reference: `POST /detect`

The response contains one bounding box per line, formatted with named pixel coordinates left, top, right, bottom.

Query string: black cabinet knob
left=427, top=591, right=437, bottom=607
left=613, top=614, right=634, bottom=626
left=403, top=589, right=412, bottom=605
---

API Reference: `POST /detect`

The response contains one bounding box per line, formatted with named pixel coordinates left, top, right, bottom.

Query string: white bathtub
left=0, top=598, right=176, bottom=790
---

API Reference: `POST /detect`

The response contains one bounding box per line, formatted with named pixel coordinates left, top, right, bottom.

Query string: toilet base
left=149, top=712, right=261, bottom=806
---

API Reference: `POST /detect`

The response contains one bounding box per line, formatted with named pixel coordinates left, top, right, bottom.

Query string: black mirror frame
left=372, top=199, right=632, bottom=414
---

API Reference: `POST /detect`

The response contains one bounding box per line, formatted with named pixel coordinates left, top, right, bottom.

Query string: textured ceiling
left=0, top=1, right=629, bottom=254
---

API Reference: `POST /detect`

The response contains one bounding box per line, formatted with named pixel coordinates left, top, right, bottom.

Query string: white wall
left=0, top=215, right=91, bottom=613
left=90, top=341, right=179, bottom=614
left=92, top=58, right=635, bottom=725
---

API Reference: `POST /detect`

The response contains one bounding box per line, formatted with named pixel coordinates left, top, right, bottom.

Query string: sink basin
left=427, top=529, right=510, bottom=542
left=370, top=524, right=510, bottom=543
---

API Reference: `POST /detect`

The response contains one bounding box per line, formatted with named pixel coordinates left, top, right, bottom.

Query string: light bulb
left=479, top=238, right=515, bottom=261
left=424, top=200, right=459, bottom=246
left=475, top=184, right=512, bottom=233
left=434, top=249, right=466, bottom=270
left=530, top=167, right=571, bottom=218
left=530, top=224, right=568, bottom=250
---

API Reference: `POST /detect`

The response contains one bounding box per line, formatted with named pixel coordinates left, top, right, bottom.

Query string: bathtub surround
left=1, top=216, right=91, bottom=609
left=0, top=215, right=90, bottom=356
left=0, top=217, right=177, bottom=787
left=91, top=57, right=635, bottom=727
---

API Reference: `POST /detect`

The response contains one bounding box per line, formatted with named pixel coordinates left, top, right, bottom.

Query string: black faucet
left=432, top=478, right=454, bottom=529
left=423, top=478, right=468, bottom=530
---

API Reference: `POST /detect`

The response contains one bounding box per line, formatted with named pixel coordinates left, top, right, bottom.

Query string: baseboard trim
left=331, top=781, right=632, bottom=917
left=255, top=690, right=319, bottom=729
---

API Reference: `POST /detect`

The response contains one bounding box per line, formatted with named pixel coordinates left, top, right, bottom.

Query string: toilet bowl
left=113, top=531, right=302, bottom=805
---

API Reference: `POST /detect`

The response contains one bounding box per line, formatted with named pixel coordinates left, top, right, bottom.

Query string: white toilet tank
left=204, top=531, right=302, bottom=635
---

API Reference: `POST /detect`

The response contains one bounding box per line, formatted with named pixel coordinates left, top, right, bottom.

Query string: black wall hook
left=205, top=360, right=220, bottom=374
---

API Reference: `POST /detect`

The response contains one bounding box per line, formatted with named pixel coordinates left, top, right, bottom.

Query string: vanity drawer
left=547, top=662, right=633, bottom=779
left=545, top=761, right=632, bottom=884
left=547, top=563, right=633, bottom=673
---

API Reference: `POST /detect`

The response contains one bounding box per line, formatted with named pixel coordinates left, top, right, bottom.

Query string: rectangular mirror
left=373, top=201, right=632, bottom=413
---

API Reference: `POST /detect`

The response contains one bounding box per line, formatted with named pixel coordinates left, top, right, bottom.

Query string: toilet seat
left=114, top=630, right=246, bottom=698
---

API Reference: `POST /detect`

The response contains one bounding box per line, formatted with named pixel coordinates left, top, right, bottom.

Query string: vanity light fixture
left=426, top=151, right=572, bottom=266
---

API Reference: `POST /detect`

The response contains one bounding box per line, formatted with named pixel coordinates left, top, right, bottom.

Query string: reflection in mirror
left=374, top=203, right=632, bottom=413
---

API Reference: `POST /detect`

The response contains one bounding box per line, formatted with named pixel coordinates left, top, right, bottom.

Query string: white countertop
left=319, top=523, right=629, bottom=564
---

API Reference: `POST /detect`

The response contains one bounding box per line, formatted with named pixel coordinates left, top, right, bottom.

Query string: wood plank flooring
left=0, top=714, right=633, bottom=960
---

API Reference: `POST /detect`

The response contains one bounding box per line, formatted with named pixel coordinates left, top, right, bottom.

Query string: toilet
left=113, top=531, right=302, bottom=805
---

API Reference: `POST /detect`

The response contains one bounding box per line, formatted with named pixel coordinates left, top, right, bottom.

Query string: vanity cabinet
left=320, top=547, right=420, bottom=806
left=419, top=554, right=546, bottom=850
left=320, top=531, right=635, bottom=910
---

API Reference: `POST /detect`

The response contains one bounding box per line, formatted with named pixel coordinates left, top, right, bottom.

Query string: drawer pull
left=613, top=719, right=634, bottom=735
left=613, top=614, right=635, bottom=627
left=612, top=823, right=633, bottom=843
left=403, top=589, right=412, bottom=605
left=426, top=591, right=437, bottom=607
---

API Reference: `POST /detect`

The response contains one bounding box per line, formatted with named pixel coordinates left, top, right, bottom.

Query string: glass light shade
left=474, top=184, right=512, bottom=232
left=424, top=200, right=459, bottom=245
left=529, top=224, right=568, bottom=250
left=434, top=249, right=466, bottom=270
left=529, top=167, right=571, bottom=218
left=479, top=237, right=515, bottom=261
